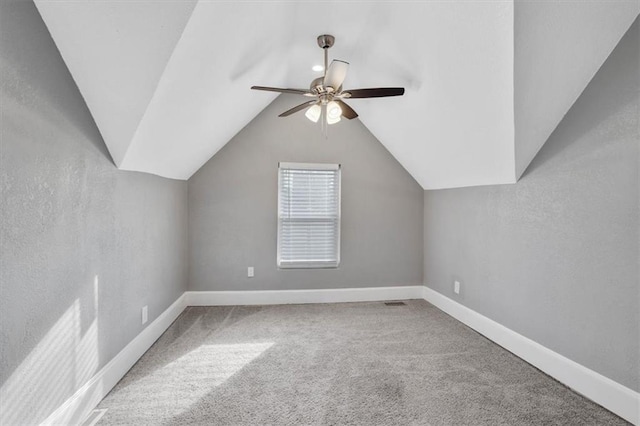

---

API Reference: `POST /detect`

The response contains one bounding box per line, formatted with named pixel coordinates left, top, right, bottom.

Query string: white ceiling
left=34, top=1, right=638, bottom=189
left=513, top=2, right=639, bottom=179
left=34, top=0, right=198, bottom=167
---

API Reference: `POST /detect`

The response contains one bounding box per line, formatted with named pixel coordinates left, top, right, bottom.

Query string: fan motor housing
left=310, top=77, right=325, bottom=94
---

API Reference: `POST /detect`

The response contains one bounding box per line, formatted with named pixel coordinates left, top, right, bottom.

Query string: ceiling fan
left=251, top=34, right=404, bottom=127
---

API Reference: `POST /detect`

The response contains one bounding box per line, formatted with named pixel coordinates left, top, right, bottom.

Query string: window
left=277, top=162, right=341, bottom=268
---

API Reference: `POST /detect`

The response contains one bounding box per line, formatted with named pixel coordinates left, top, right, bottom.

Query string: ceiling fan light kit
left=251, top=34, right=405, bottom=134
left=305, top=104, right=321, bottom=123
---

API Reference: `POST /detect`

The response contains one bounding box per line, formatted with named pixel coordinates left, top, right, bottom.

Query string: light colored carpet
left=96, top=300, right=627, bottom=425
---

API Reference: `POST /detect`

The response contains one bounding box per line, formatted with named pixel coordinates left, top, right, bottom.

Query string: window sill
left=278, top=261, right=340, bottom=270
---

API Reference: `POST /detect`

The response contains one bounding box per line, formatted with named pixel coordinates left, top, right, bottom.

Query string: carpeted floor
left=95, top=300, right=627, bottom=425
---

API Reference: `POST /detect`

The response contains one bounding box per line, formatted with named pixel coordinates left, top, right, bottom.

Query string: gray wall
left=423, top=19, right=638, bottom=391
left=188, top=95, right=424, bottom=291
left=0, top=1, right=189, bottom=424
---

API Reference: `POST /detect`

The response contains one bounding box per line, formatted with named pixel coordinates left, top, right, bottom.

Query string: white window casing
left=277, top=162, right=341, bottom=269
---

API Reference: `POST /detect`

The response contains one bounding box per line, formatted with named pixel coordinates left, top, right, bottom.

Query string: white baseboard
left=185, top=285, right=424, bottom=306
left=422, top=286, right=640, bottom=425
left=40, top=286, right=419, bottom=425
left=40, top=294, right=188, bottom=426
left=41, top=286, right=637, bottom=425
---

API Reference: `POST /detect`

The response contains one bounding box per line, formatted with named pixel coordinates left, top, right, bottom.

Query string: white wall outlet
left=247, top=266, right=254, bottom=278
left=454, top=281, right=461, bottom=294
left=141, top=305, right=148, bottom=324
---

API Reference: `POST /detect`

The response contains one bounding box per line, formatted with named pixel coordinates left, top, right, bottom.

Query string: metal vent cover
left=384, top=301, right=407, bottom=306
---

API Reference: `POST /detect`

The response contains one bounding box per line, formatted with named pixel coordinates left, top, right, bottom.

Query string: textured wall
left=0, top=1, right=188, bottom=424
left=424, top=19, right=638, bottom=391
left=188, top=95, right=424, bottom=291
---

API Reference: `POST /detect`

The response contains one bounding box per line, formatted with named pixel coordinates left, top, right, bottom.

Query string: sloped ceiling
left=34, top=1, right=639, bottom=190
left=34, top=0, right=198, bottom=167
left=514, top=2, right=639, bottom=179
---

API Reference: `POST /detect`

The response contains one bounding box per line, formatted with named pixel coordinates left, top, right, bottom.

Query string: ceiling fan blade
left=279, top=100, right=318, bottom=117
left=251, top=86, right=313, bottom=96
left=342, top=87, right=405, bottom=98
left=335, top=100, right=358, bottom=120
left=324, top=60, right=349, bottom=91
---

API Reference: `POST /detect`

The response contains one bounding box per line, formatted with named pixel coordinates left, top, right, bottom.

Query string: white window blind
left=277, top=162, right=341, bottom=268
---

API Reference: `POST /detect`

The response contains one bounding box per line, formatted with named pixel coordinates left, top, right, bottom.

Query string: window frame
left=276, top=162, right=342, bottom=269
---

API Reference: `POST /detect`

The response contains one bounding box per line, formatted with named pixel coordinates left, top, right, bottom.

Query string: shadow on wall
left=0, top=276, right=101, bottom=425
left=0, top=0, right=114, bottom=165
left=520, top=16, right=639, bottom=179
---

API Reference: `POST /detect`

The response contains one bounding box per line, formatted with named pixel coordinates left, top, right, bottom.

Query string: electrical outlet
left=454, top=281, right=460, bottom=294
left=248, top=266, right=254, bottom=278
left=141, top=305, right=148, bottom=324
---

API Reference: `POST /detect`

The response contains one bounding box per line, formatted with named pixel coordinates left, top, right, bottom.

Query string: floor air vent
left=384, top=301, right=407, bottom=306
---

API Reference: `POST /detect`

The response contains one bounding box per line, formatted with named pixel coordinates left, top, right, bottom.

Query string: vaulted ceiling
left=34, top=1, right=638, bottom=190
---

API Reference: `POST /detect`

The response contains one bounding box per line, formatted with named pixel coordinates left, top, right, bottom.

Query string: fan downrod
left=317, top=34, right=335, bottom=49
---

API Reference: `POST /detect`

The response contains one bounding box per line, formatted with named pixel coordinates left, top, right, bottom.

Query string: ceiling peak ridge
left=119, top=1, right=201, bottom=172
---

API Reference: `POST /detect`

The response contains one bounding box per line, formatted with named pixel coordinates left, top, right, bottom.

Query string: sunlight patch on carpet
left=101, top=342, right=274, bottom=418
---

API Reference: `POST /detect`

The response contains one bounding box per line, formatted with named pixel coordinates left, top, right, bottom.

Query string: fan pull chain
left=322, top=104, right=328, bottom=138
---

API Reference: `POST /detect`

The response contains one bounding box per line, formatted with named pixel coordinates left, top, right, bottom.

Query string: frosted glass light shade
left=305, top=104, right=321, bottom=122
left=326, top=101, right=342, bottom=125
